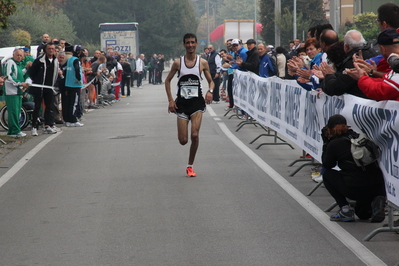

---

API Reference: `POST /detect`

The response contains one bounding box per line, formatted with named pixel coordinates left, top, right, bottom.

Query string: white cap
left=232, top=39, right=241, bottom=45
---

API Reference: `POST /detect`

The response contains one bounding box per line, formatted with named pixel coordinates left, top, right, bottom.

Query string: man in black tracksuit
left=29, top=42, right=59, bottom=135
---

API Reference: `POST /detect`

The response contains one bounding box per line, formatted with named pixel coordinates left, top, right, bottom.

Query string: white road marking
left=0, top=133, right=62, bottom=188
left=214, top=117, right=385, bottom=266
left=207, top=105, right=217, bottom=117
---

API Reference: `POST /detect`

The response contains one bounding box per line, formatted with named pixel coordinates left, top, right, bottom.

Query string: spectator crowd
left=199, top=2, right=399, bottom=225
left=0, top=35, right=167, bottom=137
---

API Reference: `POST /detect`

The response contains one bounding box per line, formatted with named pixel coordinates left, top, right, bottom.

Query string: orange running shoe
left=186, top=167, right=197, bottom=177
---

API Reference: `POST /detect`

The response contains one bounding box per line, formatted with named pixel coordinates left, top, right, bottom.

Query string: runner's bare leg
left=188, top=112, right=203, bottom=165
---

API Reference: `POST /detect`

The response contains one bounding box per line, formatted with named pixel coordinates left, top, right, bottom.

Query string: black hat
left=246, top=39, right=256, bottom=45
left=327, top=114, right=347, bottom=129
left=64, top=42, right=73, bottom=52
left=377, top=28, right=399, bottom=45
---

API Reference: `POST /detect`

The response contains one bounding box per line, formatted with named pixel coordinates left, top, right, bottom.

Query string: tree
left=352, top=12, right=380, bottom=41
left=11, top=29, right=31, bottom=45
left=275, top=7, right=312, bottom=47
left=0, top=2, right=76, bottom=47
left=259, top=0, right=327, bottom=47
left=217, top=0, right=258, bottom=28
left=62, top=0, right=197, bottom=57
left=0, top=0, right=17, bottom=29
left=190, top=0, right=220, bottom=20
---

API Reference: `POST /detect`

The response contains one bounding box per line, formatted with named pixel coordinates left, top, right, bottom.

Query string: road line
left=216, top=121, right=386, bottom=266
left=0, top=133, right=62, bottom=188
left=207, top=106, right=217, bottom=117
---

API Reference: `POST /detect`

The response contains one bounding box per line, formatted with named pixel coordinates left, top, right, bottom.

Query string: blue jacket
left=258, top=54, right=275, bottom=78
left=230, top=46, right=248, bottom=70
left=65, top=56, right=82, bottom=88
left=296, top=52, right=323, bottom=91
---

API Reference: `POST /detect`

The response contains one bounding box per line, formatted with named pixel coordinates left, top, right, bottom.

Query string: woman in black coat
left=321, top=114, right=386, bottom=222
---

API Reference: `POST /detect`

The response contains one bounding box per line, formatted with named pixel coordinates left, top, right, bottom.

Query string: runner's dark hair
left=183, top=33, right=197, bottom=44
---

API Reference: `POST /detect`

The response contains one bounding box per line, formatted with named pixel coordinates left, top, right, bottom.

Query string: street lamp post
left=254, top=0, right=257, bottom=39
left=293, top=0, right=297, bottom=40
left=207, top=0, right=210, bottom=45
left=275, top=0, right=281, bottom=46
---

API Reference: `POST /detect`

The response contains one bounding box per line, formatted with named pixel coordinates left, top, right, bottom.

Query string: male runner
left=165, top=33, right=214, bottom=177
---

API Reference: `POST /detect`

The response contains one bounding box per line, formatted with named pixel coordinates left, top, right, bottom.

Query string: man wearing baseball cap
left=230, top=39, right=247, bottom=71
left=346, top=28, right=399, bottom=101
left=235, top=39, right=259, bottom=74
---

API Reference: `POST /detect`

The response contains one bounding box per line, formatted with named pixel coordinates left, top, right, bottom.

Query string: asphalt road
left=0, top=76, right=397, bottom=266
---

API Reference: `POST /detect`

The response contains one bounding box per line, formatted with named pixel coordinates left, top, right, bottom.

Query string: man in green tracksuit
left=3, top=49, right=31, bottom=137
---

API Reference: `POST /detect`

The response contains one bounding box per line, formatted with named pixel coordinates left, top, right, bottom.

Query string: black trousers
left=227, top=74, right=234, bottom=108
left=62, top=87, right=80, bottom=123
left=32, top=88, right=54, bottom=128
left=211, top=73, right=220, bottom=102
left=121, top=76, right=131, bottom=96
left=157, top=69, right=163, bottom=84
left=130, top=72, right=136, bottom=86
left=323, top=169, right=386, bottom=219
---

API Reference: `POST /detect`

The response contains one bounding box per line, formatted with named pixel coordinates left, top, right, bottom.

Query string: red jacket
left=358, top=70, right=399, bottom=101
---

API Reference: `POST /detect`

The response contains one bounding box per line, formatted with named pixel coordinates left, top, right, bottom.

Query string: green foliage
left=0, top=0, right=17, bottom=29
left=63, top=0, right=197, bottom=57
left=217, top=0, right=257, bottom=23
left=81, top=42, right=100, bottom=56
left=275, top=7, right=312, bottom=47
left=191, top=0, right=220, bottom=19
left=259, top=0, right=327, bottom=47
left=0, top=2, right=77, bottom=47
left=11, top=29, right=31, bottom=45
left=353, top=12, right=380, bottom=41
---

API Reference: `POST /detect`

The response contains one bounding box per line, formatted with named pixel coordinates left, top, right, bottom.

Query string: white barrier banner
left=234, top=70, right=399, bottom=207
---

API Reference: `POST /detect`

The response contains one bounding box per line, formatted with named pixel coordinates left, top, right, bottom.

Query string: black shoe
left=55, top=120, right=64, bottom=124
left=330, top=207, right=355, bottom=222
left=370, top=196, right=386, bottom=223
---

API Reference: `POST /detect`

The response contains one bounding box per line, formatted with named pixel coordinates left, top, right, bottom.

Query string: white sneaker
left=71, top=122, right=84, bottom=127
left=31, top=128, right=38, bottom=136
left=312, top=174, right=323, bottom=183
left=51, top=126, right=62, bottom=132
left=44, top=126, right=57, bottom=134
left=8, top=132, right=27, bottom=137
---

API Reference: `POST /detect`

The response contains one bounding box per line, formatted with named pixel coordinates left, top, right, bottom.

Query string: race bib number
left=180, top=86, right=199, bottom=99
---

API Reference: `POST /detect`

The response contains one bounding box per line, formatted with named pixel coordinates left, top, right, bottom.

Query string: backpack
left=346, top=134, right=380, bottom=170
left=267, top=52, right=279, bottom=77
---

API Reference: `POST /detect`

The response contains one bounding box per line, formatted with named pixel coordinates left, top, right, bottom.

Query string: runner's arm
left=201, top=58, right=214, bottom=104
left=165, top=59, right=180, bottom=113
